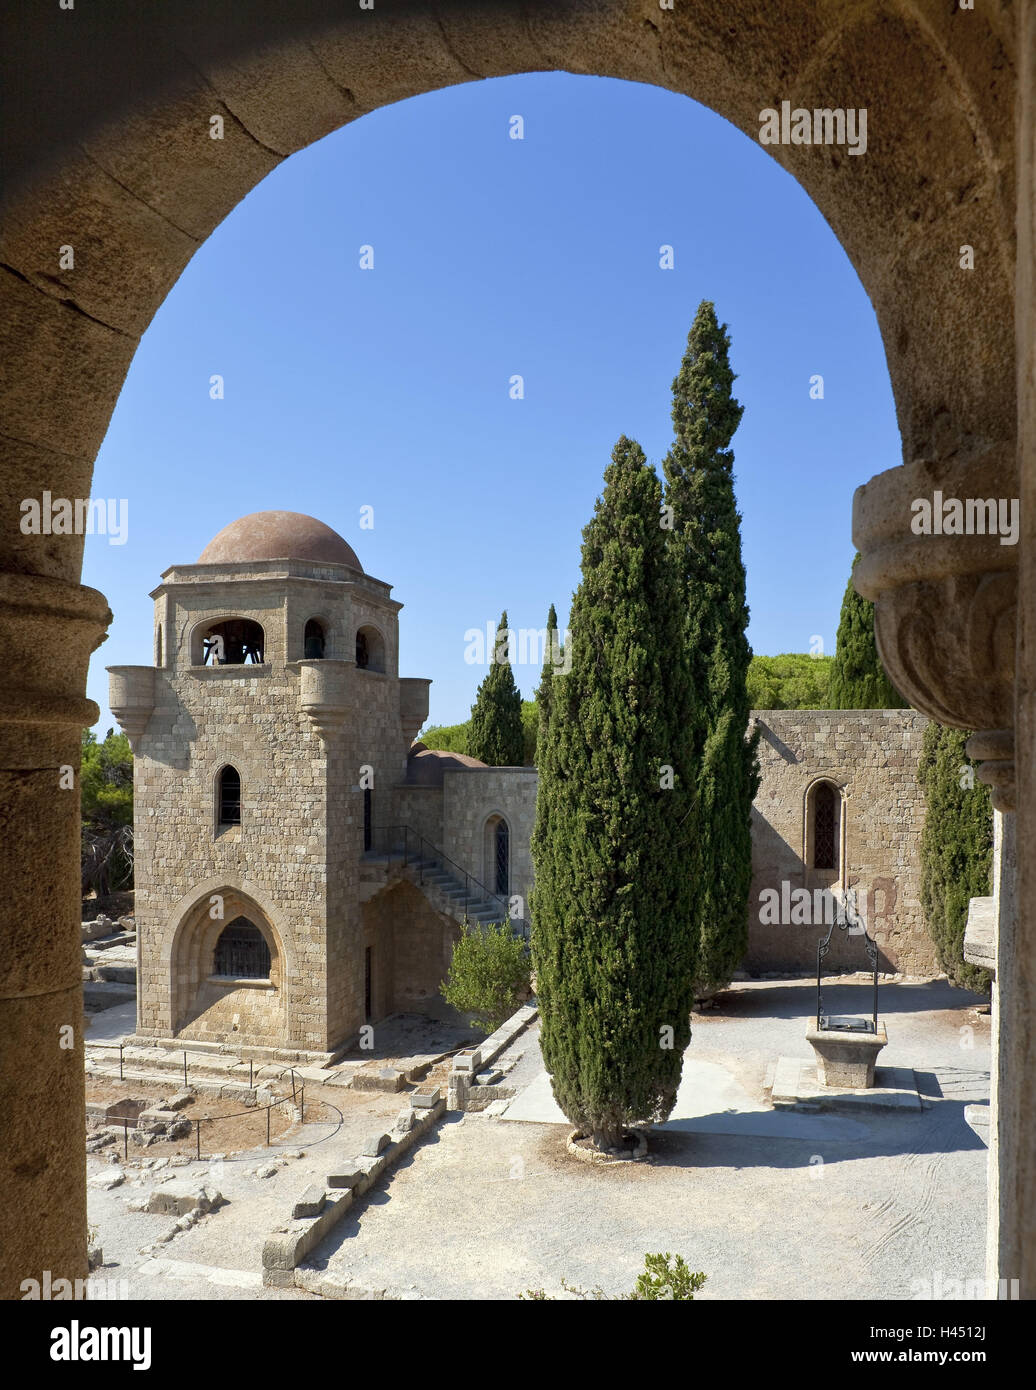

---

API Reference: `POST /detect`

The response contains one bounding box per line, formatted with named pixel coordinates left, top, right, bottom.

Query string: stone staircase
left=359, top=847, right=511, bottom=929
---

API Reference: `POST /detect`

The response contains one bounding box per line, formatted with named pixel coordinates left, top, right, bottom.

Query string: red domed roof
left=198, top=511, right=362, bottom=570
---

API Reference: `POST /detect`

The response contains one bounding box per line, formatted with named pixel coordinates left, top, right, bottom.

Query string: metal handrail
left=368, top=823, right=513, bottom=927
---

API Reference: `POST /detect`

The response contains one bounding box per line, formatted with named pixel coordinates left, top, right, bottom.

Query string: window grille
left=813, top=782, right=838, bottom=871
left=495, top=819, right=509, bottom=896
left=214, top=918, right=270, bottom=978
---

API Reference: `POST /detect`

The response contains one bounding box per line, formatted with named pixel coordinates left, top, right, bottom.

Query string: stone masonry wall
left=441, top=769, right=538, bottom=927
left=747, top=708, right=934, bottom=975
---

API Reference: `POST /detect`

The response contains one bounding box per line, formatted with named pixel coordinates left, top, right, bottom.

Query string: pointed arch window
left=811, top=781, right=839, bottom=872
left=495, top=819, right=510, bottom=896
left=218, top=765, right=241, bottom=826
left=214, top=917, right=270, bottom=979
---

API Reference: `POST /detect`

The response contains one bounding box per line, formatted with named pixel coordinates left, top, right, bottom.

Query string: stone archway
left=0, top=0, right=1032, bottom=1298
left=165, top=889, right=286, bottom=1049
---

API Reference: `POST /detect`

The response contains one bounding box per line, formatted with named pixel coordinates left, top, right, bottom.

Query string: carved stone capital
left=853, top=442, right=1017, bottom=797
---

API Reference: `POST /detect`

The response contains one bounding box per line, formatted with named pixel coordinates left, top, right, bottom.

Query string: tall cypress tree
left=917, top=723, right=993, bottom=991
left=662, top=301, right=759, bottom=994
left=534, top=603, right=559, bottom=769
left=468, top=610, right=525, bottom=766
left=531, top=437, right=699, bottom=1152
left=829, top=553, right=908, bottom=708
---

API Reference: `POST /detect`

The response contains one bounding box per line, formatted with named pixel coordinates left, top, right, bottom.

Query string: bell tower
left=108, top=510, right=428, bottom=1060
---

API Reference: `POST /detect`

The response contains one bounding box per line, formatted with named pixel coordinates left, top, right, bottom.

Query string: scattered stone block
left=88, top=1246, right=103, bottom=1271
left=352, top=1067, right=406, bottom=1093
left=360, top=1132, right=391, bottom=1157
left=475, top=1070, right=503, bottom=1086
left=145, top=1182, right=222, bottom=1216
left=165, top=1091, right=193, bottom=1111
left=394, top=1109, right=416, bottom=1133
left=88, top=1169, right=124, bottom=1191
left=255, top=1164, right=278, bottom=1179
left=105, top=1098, right=146, bottom=1123
left=292, top=1185, right=327, bottom=1219
left=327, top=1170, right=362, bottom=1191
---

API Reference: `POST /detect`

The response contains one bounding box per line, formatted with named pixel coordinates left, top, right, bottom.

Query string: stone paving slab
left=770, top=1056, right=922, bottom=1112
left=137, top=1257, right=262, bottom=1289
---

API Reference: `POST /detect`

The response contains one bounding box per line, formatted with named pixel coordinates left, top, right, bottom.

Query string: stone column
left=1006, top=0, right=1036, bottom=1300
left=982, top=811, right=1016, bottom=1293
left=0, top=572, right=111, bottom=1298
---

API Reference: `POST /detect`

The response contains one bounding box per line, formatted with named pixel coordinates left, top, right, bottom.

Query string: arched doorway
left=0, top=0, right=1028, bottom=1300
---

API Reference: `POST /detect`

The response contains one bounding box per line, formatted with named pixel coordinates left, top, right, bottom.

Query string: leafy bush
left=440, top=919, right=531, bottom=1033
left=747, top=652, right=833, bottom=709
left=419, top=722, right=469, bottom=755
left=521, top=1253, right=707, bottom=1301
left=421, top=699, right=538, bottom=766
left=81, top=728, right=134, bottom=895
left=917, top=722, right=993, bottom=991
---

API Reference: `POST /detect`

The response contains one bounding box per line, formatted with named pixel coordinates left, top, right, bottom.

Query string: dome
left=197, top=511, right=362, bottom=570
left=405, top=745, right=488, bottom=786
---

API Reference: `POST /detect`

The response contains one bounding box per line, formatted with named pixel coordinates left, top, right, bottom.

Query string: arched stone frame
left=803, top=775, right=848, bottom=890
left=0, top=0, right=1030, bottom=1303
left=214, top=761, right=242, bottom=831
left=355, top=622, right=386, bottom=674
left=188, top=612, right=268, bottom=667
left=160, top=875, right=293, bottom=1040
left=302, top=611, right=333, bottom=660
left=483, top=811, right=510, bottom=898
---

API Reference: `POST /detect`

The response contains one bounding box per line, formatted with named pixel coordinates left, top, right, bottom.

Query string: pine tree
left=829, top=554, right=908, bottom=708
left=467, top=611, right=525, bottom=766
left=662, top=301, right=759, bottom=995
left=531, top=437, right=699, bottom=1152
left=917, top=723, right=993, bottom=991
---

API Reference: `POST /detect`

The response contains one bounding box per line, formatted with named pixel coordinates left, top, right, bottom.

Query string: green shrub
left=521, top=1252, right=707, bottom=1301
left=440, top=919, right=531, bottom=1033
left=917, top=722, right=993, bottom=991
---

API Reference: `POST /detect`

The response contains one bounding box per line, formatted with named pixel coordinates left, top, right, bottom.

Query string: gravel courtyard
left=85, top=978, right=990, bottom=1301
left=306, top=978, right=991, bottom=1300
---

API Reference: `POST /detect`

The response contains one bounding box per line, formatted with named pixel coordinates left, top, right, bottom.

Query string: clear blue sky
left=84, top=72, right=901, bottom=735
